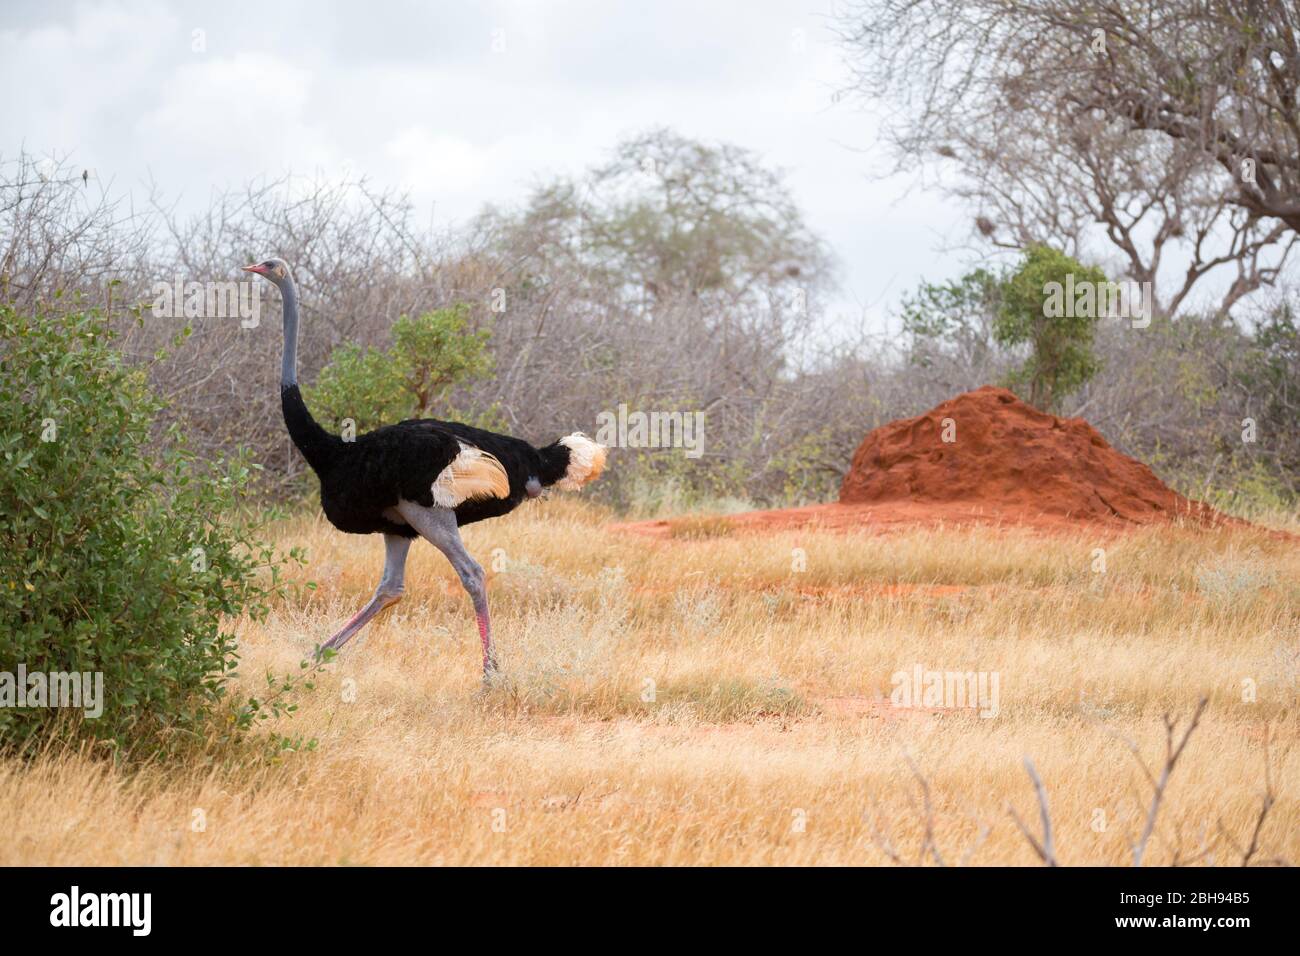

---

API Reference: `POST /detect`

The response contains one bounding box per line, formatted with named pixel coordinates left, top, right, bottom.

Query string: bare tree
left=0, top=151, right=154, bottom=315
left=477, top=128, right=834, bottom=318
left=836, top=0, right=1300, bottom=317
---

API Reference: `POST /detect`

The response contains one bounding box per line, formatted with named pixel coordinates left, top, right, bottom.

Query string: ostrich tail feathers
left=553, top=433, right=608, bottom=491
left=431, top=443, right=511, bottom=507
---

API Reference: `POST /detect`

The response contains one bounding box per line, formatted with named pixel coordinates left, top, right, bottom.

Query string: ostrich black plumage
left=243, top=257, right=607, bottom=680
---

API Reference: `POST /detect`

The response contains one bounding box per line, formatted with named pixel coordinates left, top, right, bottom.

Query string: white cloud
left=0, top=0, right=984, bottom=331
left=136, top=53, right=334, bottom=176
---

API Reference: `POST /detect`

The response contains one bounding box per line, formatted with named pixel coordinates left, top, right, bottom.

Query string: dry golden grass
left=2, top=497, right=1297, bottom=865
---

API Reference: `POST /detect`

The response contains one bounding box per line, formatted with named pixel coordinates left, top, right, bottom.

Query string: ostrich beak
left=242, top=263, right=267, bottom=275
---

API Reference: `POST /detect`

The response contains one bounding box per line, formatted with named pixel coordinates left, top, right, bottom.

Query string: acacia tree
left=835, top=0, right=1300, bottom=318
left=475, top=128, right=833, bottom=320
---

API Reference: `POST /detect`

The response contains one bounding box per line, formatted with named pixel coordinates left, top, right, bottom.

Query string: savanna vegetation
left=3, top=125, right=1297, bottom=517
left=1, top=502, right=1295, bottom=864
left=0, top=1, right=1297, bottom=864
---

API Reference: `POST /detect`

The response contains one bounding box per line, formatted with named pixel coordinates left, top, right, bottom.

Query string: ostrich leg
left=396, top=501, right=496, bottom=678
left=319, top=533, right=410, bottom=654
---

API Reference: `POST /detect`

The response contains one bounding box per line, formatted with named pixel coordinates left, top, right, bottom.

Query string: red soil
left=616, top=386, right=1235, bottom=537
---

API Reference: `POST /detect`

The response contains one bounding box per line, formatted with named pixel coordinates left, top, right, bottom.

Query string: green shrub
left=0, top=305, right=297, bottom=757
left=996, top=244, right=1106, bottom=411
left=305, top=304, right=499, bottom=433
left=899, top=267, right=1002, bottom=368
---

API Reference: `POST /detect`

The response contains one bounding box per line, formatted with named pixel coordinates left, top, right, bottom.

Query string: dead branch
left=1008, top=757, right=1059, bottom=866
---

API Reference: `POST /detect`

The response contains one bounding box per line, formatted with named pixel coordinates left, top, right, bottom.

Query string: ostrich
left=243, top=258, right=606, bottom=680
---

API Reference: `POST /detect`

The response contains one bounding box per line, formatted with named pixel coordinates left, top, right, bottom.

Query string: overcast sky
left=2, top=1, right=998, bottom=333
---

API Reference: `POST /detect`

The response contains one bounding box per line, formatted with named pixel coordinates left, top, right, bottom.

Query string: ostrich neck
left=277, top=275, right=339, bottom=474
left=281, top=276, right=300, bottom=387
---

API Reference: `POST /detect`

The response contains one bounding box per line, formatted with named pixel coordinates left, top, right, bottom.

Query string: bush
left=0, top=306, right=294, bottom=756
left=899, top=267, right=1002, bottom=366
left=996, top=244, right=1106, bottom=411
left=1242, top=301, right=1300, bottom=493
left=305, top=304, right=497, bottom=434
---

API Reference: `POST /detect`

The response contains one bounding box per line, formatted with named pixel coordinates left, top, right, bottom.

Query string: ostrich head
left=242, top=257, right=291, bottom=283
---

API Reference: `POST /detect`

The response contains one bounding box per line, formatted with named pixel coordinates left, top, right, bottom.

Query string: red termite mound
left=613, top=385, right=1238, bottom=538
left=838, top=385, right=1219, bottom=525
